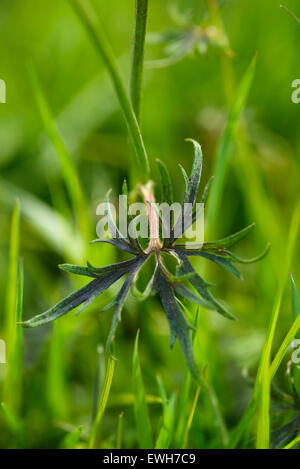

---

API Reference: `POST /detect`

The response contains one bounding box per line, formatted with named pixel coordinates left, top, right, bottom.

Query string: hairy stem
left=70, top=0, right=150, bottom=182
left=131, top=0, right=149, bottom=122
left=141, top=182, right=162, bottom=253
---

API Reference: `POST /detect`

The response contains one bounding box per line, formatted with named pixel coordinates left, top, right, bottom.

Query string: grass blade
left=89, top=353, right=115, bottom=448
left=0, top=403, right=24, bottom=446
left=70, top=0, right=150, bottom=181
left=59, top=425, right=83, bottom=449
left=46, top=322, right=68, bottom=419
left=28, top=65, right=90, bottom=243
left=173, top=369, right=191, bottom=447
left=270, top=313, right=300, bottom=380
left=256, top=203, right=300, bottom=448
left=0, top=179, right=85, bottom=262
left=132, top=330, right=153, bottom=448
left=155, top=379, right=176, bottom=449
left=291, top=274, right=300, bottom=337
left=290, top=274, right=300, bottom=390
left=183, top=386, right=201, bottom=448
left=3, top=200, right=22, bottom=413
left=116, top=412, right=124, bottom=449
left=206, top=54, right=257, bottom=234
left=130, top=0, right=148, bottom=121
left=280, top=5, right=300, bottom=26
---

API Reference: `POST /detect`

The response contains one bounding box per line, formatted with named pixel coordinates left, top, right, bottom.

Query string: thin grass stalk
left=269, top=314, right=300, bottom=380
left=182, top=386, right=201, bottom=448
left=155, top=376, right=176, bottom=449
left=179, top=309, right=229, bottom=447
left=3, top=200, right=21, bottom=412
left=28, top=65, right=90, bottom=247
left=116, top=412, right=124, bottom=449
left=89, top=353, right=115, bottom=448
left=0, top=403, right=24, bottom=447
left=174, top=368, right=191, bottom=447
left=0, top=178, right=85, bottom=262
left=255, top=202, right=300, bottom=448
left=131, top=0, right=148, bottom=122
left=280, top=5, right=300, bottom=26
left=70, top=0, right=150, bottom=182
left=132, top=330, right=153, bottom=448
left=46, top=322, right=68, bottom=419
left=206, top=53, right=257, bottom=236
left=14, top=258, right=24, bottom=412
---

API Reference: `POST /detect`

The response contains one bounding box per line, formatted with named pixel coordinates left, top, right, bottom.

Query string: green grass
left=3, top=200, right=22, bottom=413
left=1, top=0, right=300, bottom=450
left=132, top=331, right=153, bottom=449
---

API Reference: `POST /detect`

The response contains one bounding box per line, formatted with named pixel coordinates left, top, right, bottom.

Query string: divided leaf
left=107, top=258, right=145, bottom=354
left=156, top=159, right=174, bottom=206
left=156, top=268, right=199, bottom=379
left=183, top=138, right=203, bottom=208
left=20, top=267, right=132, bottom=328
left=175, top=249, right=235, bottom=320
left=202, top=223, right=256, bottom=250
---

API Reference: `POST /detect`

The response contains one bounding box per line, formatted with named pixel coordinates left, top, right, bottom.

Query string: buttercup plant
left=19, top=0, right=269, bottom=379
left=20, top=138, right=269, bottom=377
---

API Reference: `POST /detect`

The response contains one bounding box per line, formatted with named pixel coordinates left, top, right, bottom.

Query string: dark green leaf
left=104, top=190, right=135, bottom=251
left=178, top=164, right=189, bottom=193
left=175, top=249, right=235, bottom=320
left=172, top=283, right=213, bottom=308
left=202, top=223, right=255, bottom=250
left=59, top=264, right=98, bottom=278
left=106, top=258, right=145, bottom=354
left=181, top=251, right=242, bottom=279
left=87, top=257, right=142, bottom=274
left=183, top=138, right=203, bottom=207
left=223, top=243, right=271, bottom=264
left=201, top=176, right=214, bottom=204
left=90, top=238, right=138, bottom=255
left=156, top=159, right=174, bottom=206
left=156, top=269, right=199, bottom=379
left=20, top=268, right=130, bottom=328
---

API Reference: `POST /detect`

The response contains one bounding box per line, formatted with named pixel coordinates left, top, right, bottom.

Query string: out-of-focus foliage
left=1, top=0, right=300, bottom=449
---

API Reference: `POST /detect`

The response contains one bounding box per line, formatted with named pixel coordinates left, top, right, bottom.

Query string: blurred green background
left=0, top=0, right=300, bottom=449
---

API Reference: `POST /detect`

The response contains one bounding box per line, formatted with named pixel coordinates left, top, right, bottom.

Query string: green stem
left=280, top=5, right=300, bottom=26
left=70, top=0, right=150, bottom=182
left=131, top=0, right=149, bottom=122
